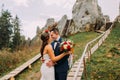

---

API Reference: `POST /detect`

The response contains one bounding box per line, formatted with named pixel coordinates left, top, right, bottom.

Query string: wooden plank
left=72, top=65, right=78, bottom=68
left=75, top=77, right=81, bottom=80
left=74, top=62, right=79, bottom=65
left=10, top=70, right=22, bottom=76
left=70, top=67, right=84, bottom=72
left=67, top=77, right=73, bottom=80
left=0, top=74, right=14, bottom=80
left=67, top=77, right=81, bottom=80
left=68, top=72, right=82, bottom=77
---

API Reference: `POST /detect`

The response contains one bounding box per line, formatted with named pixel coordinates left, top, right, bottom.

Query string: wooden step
left=70, top=67, right=84, bottom=72
left=72, top=65, right=78, bottom=68
left=68, top=72, right=82, bottom=77
left=67, top=76, right=81, bottom=80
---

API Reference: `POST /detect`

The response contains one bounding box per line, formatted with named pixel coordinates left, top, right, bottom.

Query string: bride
left=40, top=30, right=69, bottom=80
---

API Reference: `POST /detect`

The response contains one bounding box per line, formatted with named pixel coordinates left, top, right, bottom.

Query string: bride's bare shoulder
left=45, top=44, right=52, bottom=49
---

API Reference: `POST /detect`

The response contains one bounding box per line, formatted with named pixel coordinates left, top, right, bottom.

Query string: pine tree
left=0, top=10, right=13, bottom=49
left=11, top=15, right=21, bottom=50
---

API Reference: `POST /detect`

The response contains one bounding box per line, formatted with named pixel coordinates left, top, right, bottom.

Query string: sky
left=0, top=0, right=120, bottom=39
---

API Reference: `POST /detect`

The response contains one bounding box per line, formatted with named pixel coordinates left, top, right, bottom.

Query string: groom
left=47, top=27, right=69, bottom=80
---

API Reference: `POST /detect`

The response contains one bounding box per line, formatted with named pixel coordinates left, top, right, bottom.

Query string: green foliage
left=109, top=47, right=120, bottom=55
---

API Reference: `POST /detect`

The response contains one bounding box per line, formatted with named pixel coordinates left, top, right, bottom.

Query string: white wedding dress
left=40, top=54, right=55, bottom=80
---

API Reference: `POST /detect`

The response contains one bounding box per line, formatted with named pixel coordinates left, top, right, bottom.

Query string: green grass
left=83, top=22, right=120, bottom=80
left=16, top=31, right=99, bottom=80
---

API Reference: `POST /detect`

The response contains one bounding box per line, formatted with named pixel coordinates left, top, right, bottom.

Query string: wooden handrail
left=72, top=34, right=103, bottom=80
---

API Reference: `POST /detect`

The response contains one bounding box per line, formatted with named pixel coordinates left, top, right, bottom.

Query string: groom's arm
left=56, top=51, right=70, bottom=64
left=46, top=60, right=56, bottom=67
left=46, top=52, right=71, bottom=67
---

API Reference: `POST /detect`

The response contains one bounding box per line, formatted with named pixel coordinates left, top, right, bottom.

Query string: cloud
left=63, top=2, right=74, bottom=10
left=43, top=0, right=66, bottom=6
left=43, top=0, right=75, bottom=9
left=42, top=0, right=75, bottom=19
left=12, top=0, right=30, bottom=7
left=39, top=13, right=61, bottom=21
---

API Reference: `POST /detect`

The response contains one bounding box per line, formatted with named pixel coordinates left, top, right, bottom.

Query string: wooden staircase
left=67, top=22, right=114, bottom=80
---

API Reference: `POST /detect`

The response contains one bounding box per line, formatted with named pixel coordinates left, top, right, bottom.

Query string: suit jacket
left=51, top=38, right=69, bottom=73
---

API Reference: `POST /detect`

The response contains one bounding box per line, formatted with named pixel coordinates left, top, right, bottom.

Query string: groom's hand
left=41, top=58, right=45, bottom=63
left=65, top=51, right=72, bottom=55
left=68, top=51, right=72, bottom=54
left=46, top=60, right=55, bottom=68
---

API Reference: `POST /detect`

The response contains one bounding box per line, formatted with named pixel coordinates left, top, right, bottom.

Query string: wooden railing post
left=28, top=64, right=32, bottom=69
left=102, top=35, right=104, bottom=43
left=87, top=47, right=90, bottom=62
left=10, top=76, right=15, bottom=80
left=98, top=39, right=99, bottom=47
left=88, top=44, right=91, bottom=62
left=83, top=57, right=87, bottom=80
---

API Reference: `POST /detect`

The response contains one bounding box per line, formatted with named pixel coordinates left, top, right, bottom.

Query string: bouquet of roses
left=60, top=40, right=75, bottom=68
left=60, top=40, right=74, bottom=53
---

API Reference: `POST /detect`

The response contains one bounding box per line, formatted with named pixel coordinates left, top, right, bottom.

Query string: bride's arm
left=46, top=44, right=67, bottom=62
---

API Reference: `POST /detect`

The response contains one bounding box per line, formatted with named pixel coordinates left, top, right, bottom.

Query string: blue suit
left=51, top=38, right=69, bottom=80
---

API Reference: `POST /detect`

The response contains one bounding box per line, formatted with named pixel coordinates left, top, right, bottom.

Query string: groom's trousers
left=55, top=71, right=67, bottom=80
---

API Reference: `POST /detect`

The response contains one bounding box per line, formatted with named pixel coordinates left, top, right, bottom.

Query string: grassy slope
left=16, top=31, right=99, bottom=80
left=84, top=22, right=120, bottom=80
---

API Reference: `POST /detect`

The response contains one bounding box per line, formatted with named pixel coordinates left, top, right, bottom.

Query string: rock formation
left=42, top=18, right=55, bottom=31
left=31, top=18, right=55, bottom=46
left=71, top=0, right=105, bottom=33
left=104, top=15, right=110, bottom=23
left=56, top=15, right=68, bottom=36
left=115, top=15, right=120, bottom=23
left=31, top=26, right=41, bottom=46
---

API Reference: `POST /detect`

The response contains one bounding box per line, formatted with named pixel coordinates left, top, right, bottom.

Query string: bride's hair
left=40, top=31, right=49, bottom=58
